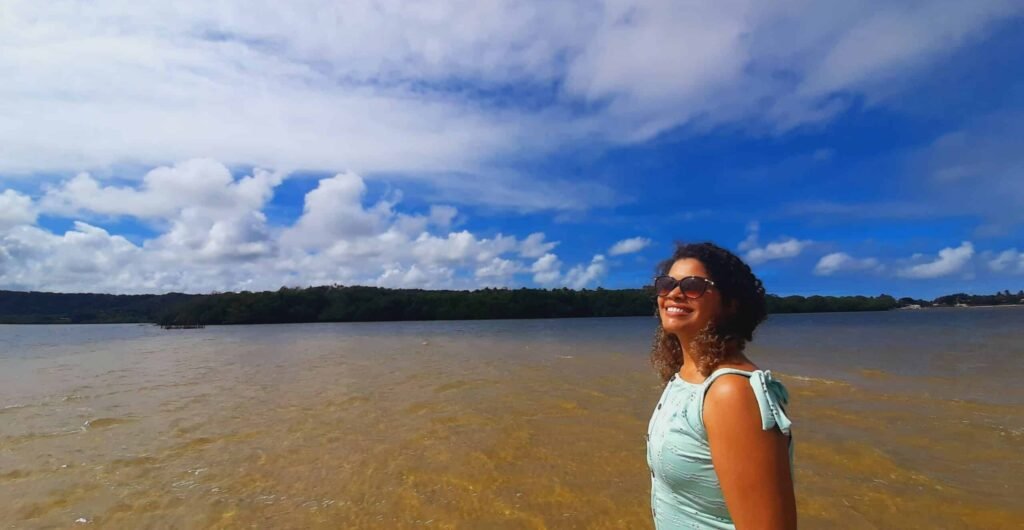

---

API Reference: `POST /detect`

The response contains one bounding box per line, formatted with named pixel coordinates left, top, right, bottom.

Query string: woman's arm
left=704, top=375, right=796, bottom=530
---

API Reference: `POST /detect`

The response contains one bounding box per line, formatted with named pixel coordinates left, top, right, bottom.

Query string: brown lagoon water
left=1, top=307, right=1022, bottom=529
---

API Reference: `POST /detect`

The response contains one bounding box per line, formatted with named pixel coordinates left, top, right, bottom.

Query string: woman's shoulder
left=699, top=363, right=758, bottom=393
left=703, top=373, right=760, bottom=415
left=702, top=367, right=792, bottom=435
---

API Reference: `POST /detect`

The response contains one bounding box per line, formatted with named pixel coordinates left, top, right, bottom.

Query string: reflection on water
left=1, top=308, right=1022, bottom=528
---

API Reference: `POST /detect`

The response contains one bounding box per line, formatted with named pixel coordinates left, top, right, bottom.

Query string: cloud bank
left=0, top=159, right=598, bottom=293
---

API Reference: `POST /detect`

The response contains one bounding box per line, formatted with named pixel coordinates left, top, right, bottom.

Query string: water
left=1, top=308, right=1022, bottom=529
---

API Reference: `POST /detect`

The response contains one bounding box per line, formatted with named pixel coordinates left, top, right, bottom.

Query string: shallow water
left=1, top=308, right=1022, bottom=529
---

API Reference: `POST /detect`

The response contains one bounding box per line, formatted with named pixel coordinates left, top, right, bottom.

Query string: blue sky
left=0, top=1, right=1022, bottom=298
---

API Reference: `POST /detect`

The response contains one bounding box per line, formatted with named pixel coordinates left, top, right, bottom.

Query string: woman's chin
left=661, top=314, right=698, bottom=335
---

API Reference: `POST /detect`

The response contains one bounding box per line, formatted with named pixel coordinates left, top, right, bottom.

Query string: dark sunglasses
left=653, top=275, right=716, bottom=299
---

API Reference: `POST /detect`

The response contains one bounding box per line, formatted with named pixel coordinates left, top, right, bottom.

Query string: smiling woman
left=647, top=242, right=795, bottom=530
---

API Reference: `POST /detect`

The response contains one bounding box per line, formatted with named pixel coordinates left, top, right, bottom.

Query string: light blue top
left=646, top=368, right=793, bottom=530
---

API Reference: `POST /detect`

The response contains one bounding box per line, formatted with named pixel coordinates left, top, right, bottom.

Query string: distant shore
left=1, top=287, right=1020, bottom=325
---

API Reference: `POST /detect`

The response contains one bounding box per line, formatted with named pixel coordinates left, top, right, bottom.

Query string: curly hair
left=651, top=242, right=767, bottom=383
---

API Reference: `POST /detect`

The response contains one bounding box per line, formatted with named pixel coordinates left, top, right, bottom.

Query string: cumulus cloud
left=40, top=159, right=282, bottom=219
left=609, top=237, right=651, bottom=256
left=282, top=172, right=394, bottom=249
left=0, top=159, right=607, bottom=292
left=530, top=253, right=563, bottom=286
left=376, top=263, right=442, bottom=289
left=0, top=190, right=37, bottom=231
left=988, top=249, right=1024, bottom=274
left=38, top=159, right=285, bottom=262
left=475, top=257, right=524, bottom=284
left=0, top=223, right=150, bottom=293
left=564, top=254, right=608, bottom=289
left=898, top=241, right=975, bottom=279
left=745, top=239, right=811, bottom=265
left=739, top=223, right=811, bottom=265
left=519, top=233, right=559, bottom=258
left=428, top=205, right=458, bottom=230
left=813, top=252, right=881, bottom=276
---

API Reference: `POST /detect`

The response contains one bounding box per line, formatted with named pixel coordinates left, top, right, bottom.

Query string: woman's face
left=658, top=258, right=725, bottom=338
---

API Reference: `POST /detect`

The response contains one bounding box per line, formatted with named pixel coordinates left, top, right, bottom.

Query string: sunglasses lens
left=654, top=276, right=677, bottom=295
left=677, top=277, right=707, bottom=299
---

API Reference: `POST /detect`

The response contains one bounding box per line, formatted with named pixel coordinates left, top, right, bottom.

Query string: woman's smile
left=662, top=302, right=695, bottom=318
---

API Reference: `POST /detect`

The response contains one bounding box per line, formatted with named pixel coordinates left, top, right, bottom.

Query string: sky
left=1, top=0, right=1023, bottom=299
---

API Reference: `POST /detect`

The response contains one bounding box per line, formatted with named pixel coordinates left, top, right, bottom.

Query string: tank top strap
left=702, top=367, right=755, bottom=386
left=699, top=368, right=793, bottom=435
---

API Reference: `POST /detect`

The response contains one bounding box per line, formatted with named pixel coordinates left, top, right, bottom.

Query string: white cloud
left=411, top=231, right=518, bottom=266
left=475, top=257, right=524, bottom=283
left=564, top=254, right=608, bottom=289
left=376, top=263, right=443, bottom=289
left=737, top=221, right=760, bottom=252
left=519, top=232, right=559, bottom=258
left=609, top=237, right=651, bottom=256
left=428, top=205, right=458, bottom=230
left=0, top=159, right=608, bottom=292
left=530, top=253, right=562, bottom=286
left=0, top=190, right=37, bottom=231
left=282, top=171, right=394, bottom=249
left=745, top=238, right=811, bottom=265
left=0, top=223, right=149, bottom=293
left=40, top=159, right=281, bottom=219
left=2, top=0, right=1019, bottom=212
left=797, top=1, right=1021, bottom=100
left=988, top=249, right=1024, bottom=274
left=813, top=252, right=881, bottom=276
left=38, top=159, right=285, bottom=262
left=898, top=241, right=975, bottom=279
left=739, top=223, right=811, bottom=265
left=58, top=160, right=284, bottom=263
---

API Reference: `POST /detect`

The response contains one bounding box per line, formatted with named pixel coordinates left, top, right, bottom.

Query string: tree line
left=158, top=289, right=916, bottom=326
left=2, top=285, right=1017, bottom=325
left=0, top=290, right=199, bottom=324
left=908, top=290, right=1024, bottom=308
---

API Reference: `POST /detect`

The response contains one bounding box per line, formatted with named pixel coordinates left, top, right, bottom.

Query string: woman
left=647, top=242, right=796, bottom=529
